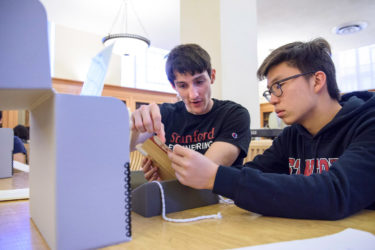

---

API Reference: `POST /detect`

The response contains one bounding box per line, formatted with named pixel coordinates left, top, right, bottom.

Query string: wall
left=220, top=0, right=260, bottom=128
left=180, top=0, right=260, bottom=128
left=54, top=24, right=122, bottom=85
left=180, top=0, right=222, bottom=99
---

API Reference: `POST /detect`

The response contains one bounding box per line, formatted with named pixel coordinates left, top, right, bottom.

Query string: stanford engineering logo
left=169, top=128, right=215, bottom=143
left=167, top=128, right=216, bottom=151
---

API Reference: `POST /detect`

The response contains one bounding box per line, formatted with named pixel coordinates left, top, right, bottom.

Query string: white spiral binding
left=152, top=181, right=222, bottom=223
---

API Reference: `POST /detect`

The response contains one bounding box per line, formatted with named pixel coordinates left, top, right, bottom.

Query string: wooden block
left=136, top=136, right=176, bottom=180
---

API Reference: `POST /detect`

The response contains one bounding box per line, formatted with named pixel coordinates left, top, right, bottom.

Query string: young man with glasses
left=130, top=44, right=251, bottom=181
left=168, top=38, right=375, bottom=220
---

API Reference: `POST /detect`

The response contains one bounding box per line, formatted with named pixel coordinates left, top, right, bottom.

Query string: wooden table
left=0, top=169, right=29, bottom=190
left=1, top=200, right=375, bottom=249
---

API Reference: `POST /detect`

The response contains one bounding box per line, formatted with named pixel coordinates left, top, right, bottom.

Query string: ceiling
left=257, top=0, right=375, bottom=62
left=39, top=0, right=375, bottom=65
left=39, top=0, right=180, bottom=51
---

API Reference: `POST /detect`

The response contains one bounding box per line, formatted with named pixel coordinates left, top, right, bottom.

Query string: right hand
left=142, top=157, right=161, bottom=181
left=168, top=145, right=219, bottom=190
left=131, top=103, right=165, bottom=143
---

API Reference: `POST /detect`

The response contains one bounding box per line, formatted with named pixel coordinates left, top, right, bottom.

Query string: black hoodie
left=213, top=91, right=375, bottom=220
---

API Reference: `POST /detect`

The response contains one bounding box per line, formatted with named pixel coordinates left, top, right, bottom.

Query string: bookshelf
left=52, top=78, right=178, bottom=112
left=260, top=102, right=274, bottom=128
left=1, top=78, right=178, bottom=129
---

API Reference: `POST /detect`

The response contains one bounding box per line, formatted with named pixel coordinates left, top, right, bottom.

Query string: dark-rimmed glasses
left=262, top=72, right=315, bottom=102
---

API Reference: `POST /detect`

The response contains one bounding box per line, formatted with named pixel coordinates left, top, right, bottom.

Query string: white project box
left=0, top=0, right=131, bottom=249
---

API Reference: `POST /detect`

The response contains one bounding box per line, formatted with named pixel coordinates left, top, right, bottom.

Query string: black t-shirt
left=160, top=99, right=251, bottom=165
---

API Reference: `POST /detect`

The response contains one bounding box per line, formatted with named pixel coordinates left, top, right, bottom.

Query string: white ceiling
left=39, top=0, right=180, bottom=50
left=39, top=0, right=375, bottom=64
left=257, top=0, right=375, bottom=62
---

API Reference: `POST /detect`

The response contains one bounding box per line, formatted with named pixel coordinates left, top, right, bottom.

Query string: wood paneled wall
left=1, top=110, right=19, bottom=128
left=52, top=78, right=178, bottom=112
left=1, top=78, right=177, bottom=128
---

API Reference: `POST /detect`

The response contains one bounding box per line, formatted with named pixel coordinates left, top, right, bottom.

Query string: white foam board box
left=0, top=128, right=13, bottom=178
left=0, top=0, right=132, bottom=248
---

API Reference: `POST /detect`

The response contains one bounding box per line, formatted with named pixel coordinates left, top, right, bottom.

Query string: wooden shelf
left=52, top=78, right=178, bottom=112
left=260, top=102, right=274, bottom=128
left=1, top=78, right=177, bottom=128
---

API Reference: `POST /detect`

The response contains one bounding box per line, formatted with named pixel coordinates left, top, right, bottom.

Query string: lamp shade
left=102, top=33, right=150, bottom=56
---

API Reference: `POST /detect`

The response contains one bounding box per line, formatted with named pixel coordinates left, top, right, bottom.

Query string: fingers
left=168, top=145, right=195, bottom=171
left=168, top=149, right=188, bottom=179
left=142, top=157, right=152, bottom=173
left=142, top=158, right=160, bottom=181
left=149, top=103, right=162, bottom=133
left=172, top=144, right=190, bottom=156
left=131, top=109, right=144, bottom=132
left=170, top=145, right=194, bottom=164
left=144, top=165, right=159, bottom=181
left=168, top=145, right=217, bottom=189
left=131, top=103, right=163, bottom=134
left=149, top=171, right=160, bottom=182
left=167, top=150, right=184, bottom=169
left=140, top=105, right=154, bottom=132
left=157, top=123, right=166, bottom=143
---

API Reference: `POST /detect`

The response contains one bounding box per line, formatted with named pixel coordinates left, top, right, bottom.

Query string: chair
left=130, top=151, right=145, bottom=171
left=243, top=139, right=273, bottom=163
left=23, top=142, right=30, bottom=164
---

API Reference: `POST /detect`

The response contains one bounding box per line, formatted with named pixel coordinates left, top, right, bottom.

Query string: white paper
left=13, top=160, right=30, bottom=172
left=233, top=228, right=375, bottom=250
left=0, top=188, right=29, bottom=201
left=80, top=44, right=114, bottom=96
left=0, top=161, right=30, bottom=201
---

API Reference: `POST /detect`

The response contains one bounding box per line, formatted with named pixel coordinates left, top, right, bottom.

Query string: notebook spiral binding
left=124, top=162, right=132, bottom=238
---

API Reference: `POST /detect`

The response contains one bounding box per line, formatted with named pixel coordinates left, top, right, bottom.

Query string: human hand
left=142, top=157, right=161, bottom=181
left=131, top=103, right=166, bottom=143
left=168, top=145, right=219, bottom=190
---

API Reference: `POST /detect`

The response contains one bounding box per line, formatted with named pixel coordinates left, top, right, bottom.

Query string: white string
left=218, top=195, right=234, bottom=204
left=152, top=181, right=222, bottom=223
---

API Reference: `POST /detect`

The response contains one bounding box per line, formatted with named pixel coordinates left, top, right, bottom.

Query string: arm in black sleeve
left=213, top=133, right=375, bottom=220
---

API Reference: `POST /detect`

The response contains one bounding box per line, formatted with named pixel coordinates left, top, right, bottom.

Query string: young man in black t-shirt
left=130, top=44, right=250, bottom=181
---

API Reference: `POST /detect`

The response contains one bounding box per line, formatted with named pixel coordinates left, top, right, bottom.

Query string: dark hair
left=165, top=44, right=212, bottom=87
left=0, top=110, right=2, bottom=120
left=257, top=38, right=340, bottom=101
left=14, top=124, right=29, bottom=141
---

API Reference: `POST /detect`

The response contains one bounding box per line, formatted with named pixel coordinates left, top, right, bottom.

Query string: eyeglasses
left=262, top=72, right=315, bottom=102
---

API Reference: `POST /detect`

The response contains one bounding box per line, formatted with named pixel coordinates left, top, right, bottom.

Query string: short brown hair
left=257, top=38, right=340, bottom=101
left=165, top=44, right=212, bottom=87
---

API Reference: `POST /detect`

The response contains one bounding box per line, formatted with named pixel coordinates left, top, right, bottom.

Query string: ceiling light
left=332, top=21, right=368, bottom=35
left=102, top=0, right=150, bottom=56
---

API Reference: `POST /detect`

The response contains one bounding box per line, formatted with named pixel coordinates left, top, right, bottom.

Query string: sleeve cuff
left=212, top=165, right=241, bottom=199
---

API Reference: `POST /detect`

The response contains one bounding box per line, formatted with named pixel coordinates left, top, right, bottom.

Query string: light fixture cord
left=128, top=0, right=150, bottom=38
left=108, top=0, right=149, bottom=38
left=124, top=0, right=128, bottom=33
left=108, top=0, right=126, bottom=34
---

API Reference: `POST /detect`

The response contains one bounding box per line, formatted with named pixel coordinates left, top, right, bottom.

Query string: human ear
left=313, top=71, right=327, bottom=93
left=210, top=69, right=216, bottom=84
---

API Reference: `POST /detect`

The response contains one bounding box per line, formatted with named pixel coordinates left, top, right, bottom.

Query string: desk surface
left=1, top=200, right=375, bottom=249
left=0, top=169, right=28, bottom=190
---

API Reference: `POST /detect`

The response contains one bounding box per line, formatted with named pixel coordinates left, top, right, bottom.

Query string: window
left=121, top=47, right=174, bottom=93
left=333, top=44, right=375, bottom=93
